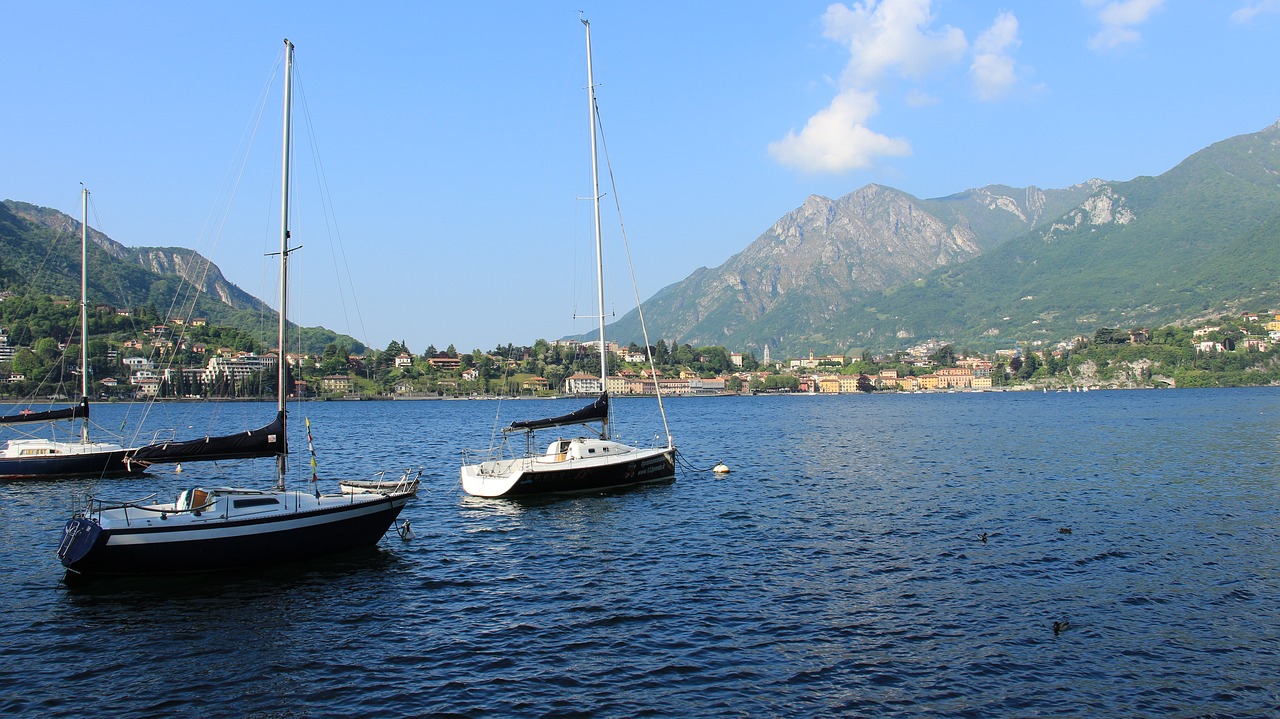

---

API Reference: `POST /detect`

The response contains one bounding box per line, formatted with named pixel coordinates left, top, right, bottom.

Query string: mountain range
left=602, top=121, right=1280, bottom=357
left=6, top=123, right=1280, bottom=360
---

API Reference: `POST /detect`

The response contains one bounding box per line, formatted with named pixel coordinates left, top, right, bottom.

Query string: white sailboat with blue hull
left=460, top=18, right=676, bottom=498
left=58, top=39, right=417, bottom=576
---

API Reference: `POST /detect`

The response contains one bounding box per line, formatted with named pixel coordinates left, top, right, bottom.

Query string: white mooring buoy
left=713, top=462, right=730, bottom=474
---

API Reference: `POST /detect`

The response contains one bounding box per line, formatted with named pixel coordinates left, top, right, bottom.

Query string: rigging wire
left=127, top=50, right=282, bottom=443
left=80, top=193, right=150, bottom=440
left=293, top=62, right=372, bottom=349
left=591, top=97, right=673, bottom=449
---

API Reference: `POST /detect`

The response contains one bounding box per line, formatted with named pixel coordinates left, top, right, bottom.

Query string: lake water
left=1, top=389, right=1278, bottom=718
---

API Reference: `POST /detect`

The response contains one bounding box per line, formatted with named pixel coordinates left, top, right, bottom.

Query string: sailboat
left=0, top=189, right=146, bottom=480
left=459, top=18, right=676, bottom=498
left=57, top=39, right=417, bottom=575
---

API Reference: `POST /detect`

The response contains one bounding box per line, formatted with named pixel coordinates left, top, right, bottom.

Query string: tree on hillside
left=1094, top=327, right=1128, bottom=345
left=672, top=343, right=695, bottom=367
left=320, top=342, right=349, bottom=375
left=929, top=344, right=956, bottom=366
left=764, top=374, right=799, bottom=392
left=694, top=345, right=731, bottom=373
left=654, top=339, right=669, bottom=365
left=1017, top=352, right=1040, bottom=380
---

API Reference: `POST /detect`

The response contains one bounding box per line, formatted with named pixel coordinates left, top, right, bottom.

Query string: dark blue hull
left=506, top=449, right=675, bottom=497
left=58, top=497, right=408, bottom=575
left=0, top=449, right=146, bottom=481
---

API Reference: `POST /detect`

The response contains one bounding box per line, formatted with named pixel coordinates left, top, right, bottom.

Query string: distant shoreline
left=6, top=382, right=1275, bottom=409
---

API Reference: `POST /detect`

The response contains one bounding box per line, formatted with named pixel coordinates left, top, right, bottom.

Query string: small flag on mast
left=305, top=416, right=320, bottom=497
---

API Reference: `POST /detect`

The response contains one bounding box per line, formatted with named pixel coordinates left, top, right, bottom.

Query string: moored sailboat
left=57, top=39, right=416, bottom=575
left=459, top=18, right=676, bottom=498
left=0, top=189, right=145, bottom=480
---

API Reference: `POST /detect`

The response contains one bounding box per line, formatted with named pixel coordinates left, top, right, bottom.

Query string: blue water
left=1, top=389, right=1278, bottom=718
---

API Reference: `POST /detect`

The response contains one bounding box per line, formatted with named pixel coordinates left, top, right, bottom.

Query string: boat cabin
left=175, top=487, right=289, bottom=517
left=542, top=437, right=631, bottom=462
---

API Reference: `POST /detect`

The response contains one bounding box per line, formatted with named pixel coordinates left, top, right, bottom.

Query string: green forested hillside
left=852, top=125, right=1280, bottom=352
left=0, top=200, right=363, bottom=355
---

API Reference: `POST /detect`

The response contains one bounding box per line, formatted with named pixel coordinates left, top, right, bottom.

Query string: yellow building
left=520, top=377, right=549, bottom=393
left=936, top=367, right=974, bottom=389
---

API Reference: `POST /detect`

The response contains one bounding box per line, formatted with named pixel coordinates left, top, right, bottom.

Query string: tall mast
left=583, top=17, right=609, bottom=439
left=277, top=38, right=294, bottom=488
left=79, top=187, right=90, bottom=443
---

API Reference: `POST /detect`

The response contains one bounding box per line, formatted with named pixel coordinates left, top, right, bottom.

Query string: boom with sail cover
left=128, top=411, right=286, bottom=464
left=0, top=399, right=89, bottom=426
left=506, top=393, right=609, bottom=433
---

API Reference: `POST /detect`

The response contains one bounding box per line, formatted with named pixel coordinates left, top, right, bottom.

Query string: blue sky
left=3, top=1, right=1277, bottom=355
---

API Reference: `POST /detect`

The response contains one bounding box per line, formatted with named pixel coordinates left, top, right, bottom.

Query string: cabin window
left=588, top=448, right=596, bottom=454
left=233, top=497, right=281, bottom=509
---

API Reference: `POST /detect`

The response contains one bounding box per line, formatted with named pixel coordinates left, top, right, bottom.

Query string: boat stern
left=460, top=460, right=526, bottom=498
left=57, top=516, right=104, bottom=570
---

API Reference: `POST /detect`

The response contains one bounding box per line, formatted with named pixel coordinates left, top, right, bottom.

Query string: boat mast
left=583, top=17, right=609, bottom=440
left=79, top=187, right=90, bottom=443
left=277, top=38, right=294, bottom=489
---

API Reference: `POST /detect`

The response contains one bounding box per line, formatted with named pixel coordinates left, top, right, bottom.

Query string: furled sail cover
left=506, top=392, right=608, bottom=433
left=130, top=410, right=287, bottom=464
left=0, top=397, right=89, bottom=425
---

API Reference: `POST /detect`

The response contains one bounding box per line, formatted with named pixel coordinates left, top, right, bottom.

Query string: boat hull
left=0, top=448, right=146, bottom=481
left=461, top=446, right=675, bottom=498
left=58, top=494, right=410, bottom=575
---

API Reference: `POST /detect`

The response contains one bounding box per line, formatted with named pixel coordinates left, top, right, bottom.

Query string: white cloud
left=769, top=0, right=960, bottom=173
left=1231, top=0, right=1280, bottom=24
left=771, top=1, right=1027, bottom=173
left=969, top=11, right=1020, bottom=101
left=904, top=89, right=940, bottom=107
left=823, top=0, right=967, bottom=84
left=1085, top=0, right=1166, bottom=50
left=768, top=89, right=911, bottom=172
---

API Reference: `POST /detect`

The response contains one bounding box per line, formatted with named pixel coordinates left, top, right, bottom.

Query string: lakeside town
left=3, top=298, right=1279, bottom=401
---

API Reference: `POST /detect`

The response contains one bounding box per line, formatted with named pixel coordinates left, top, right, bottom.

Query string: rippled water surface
left=2, top=389, right=1278, bottom=718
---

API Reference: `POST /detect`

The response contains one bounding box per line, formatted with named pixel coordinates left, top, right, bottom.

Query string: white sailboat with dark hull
left=0, top=190, right=146, bottom=481
left=460, top=18, right=676, bottom=499
left=58, top=39, right=416, bottom=576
